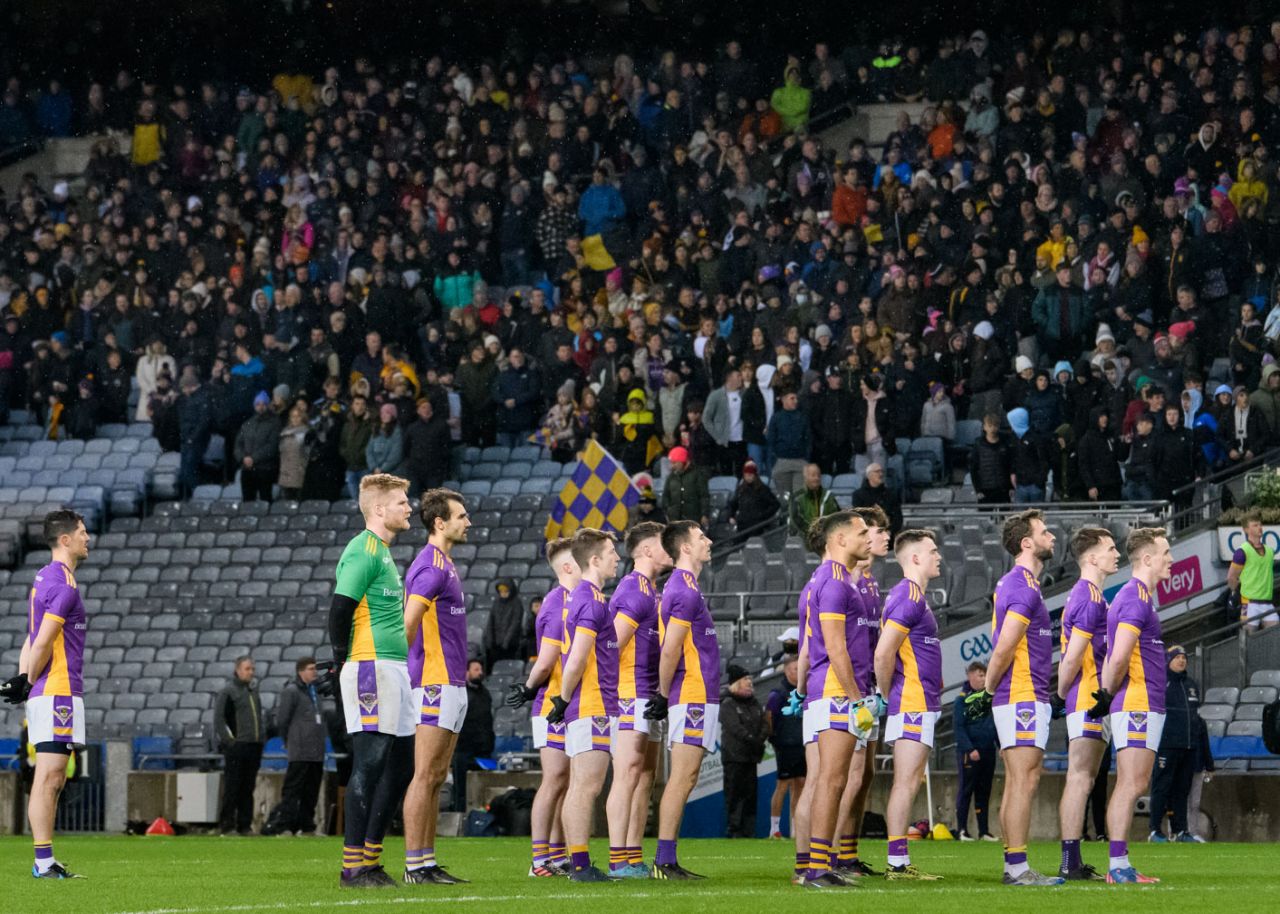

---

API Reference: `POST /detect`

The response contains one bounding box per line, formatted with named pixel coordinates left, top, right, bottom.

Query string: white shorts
left=802, top=702, right=817, bottom=745
left=340, top=659, right=416, bottom=737
left=615, top=697, right=663, bottom=742
left=1243, top=600, right=1276, bottom=624
left=803, top=697, right=876, bottom=744
left=413, top=683, right=468, bottom=733
left=532, top=715, right=567, bottom=751
left=1066, top=710, right=1111, bottom=742
left=565, top=715, right=616, bottom=757
left=668, top=702, right=720, bottom=751
left=884, top=710, right=939, bottom=748
left=1110, top=710, right=1166, bottom=751
left=993, top=701, right=1050, bottom=751
left=27, top=694, right=85, bottom=748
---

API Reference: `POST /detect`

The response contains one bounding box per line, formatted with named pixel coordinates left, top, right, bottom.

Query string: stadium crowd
left=4, top=20, right=1280, bottom=506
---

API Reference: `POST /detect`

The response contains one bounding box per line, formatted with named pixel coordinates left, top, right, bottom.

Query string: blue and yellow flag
left=581, top=233, right=617, bottom=272
left=528, top=427, right=555, bottom=449
left=544, top=440, right=640, bottom=540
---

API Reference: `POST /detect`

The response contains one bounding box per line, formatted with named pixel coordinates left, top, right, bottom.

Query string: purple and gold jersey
left=882, top=579, right=941, bottom=713
left=854, top=570, right=882, bottom=656
left=564, top=580, right=618, bottom=719
left=534, top=584, right=569, bottom=716
left=27, top=561, right=86, bottom=698
left=610, top=570, right=660, bottom=700
left=1061, top=579, right=1108, bottom=713
left=991, top=566, right=1053, bottom=705
left=405, top=544, right=468, bottom=688
left=660, top=569, right=720, bottom=705
left=802, top=561, right=872, bottom=699
left=1108, top=578, right=1166, bottom=714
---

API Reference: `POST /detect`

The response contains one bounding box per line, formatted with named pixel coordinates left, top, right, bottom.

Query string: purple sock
left=655, top=839, right=678, bottom=866
left=1110, top=839, right=1127, bottom=859
left=887, top=837, right=908, bottom=858
left=34, top=843, right=53, bottom=864
left=1061, top=839, right=1081, bottom=871
left=1005, top=847, right=1028, bottom=866
left=570, top=849, right=591, bottom=871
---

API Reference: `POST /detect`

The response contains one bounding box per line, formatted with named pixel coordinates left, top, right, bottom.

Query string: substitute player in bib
left=1227, top=513, right=1277, bottom=630
left=402, top=488, right=472, bottom=885
left=606, top=522, right=670, bottom=878
left=799, top=511, right=873, bottom=889
left=506, top=537, right=578, bottom=876
left=970, top=509, right=1062, bottom=886
left=0, top=510, right=90, bottom=878
left=873, top=529, right=943, bottom=881
left=1056, top=527, right=1119, bottom=881
left=329, top=474, right=415, bottom=889
left=645, top=520, right=720, bottom=879
left=833, top=505, right=890, bottom=878
left=1089, top=527, right=1172, bottom=885
left=546, top=528, right=622, bottom=882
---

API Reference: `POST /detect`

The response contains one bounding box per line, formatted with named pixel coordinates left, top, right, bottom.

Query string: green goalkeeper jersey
left=334, top=530, right=406, bottom=662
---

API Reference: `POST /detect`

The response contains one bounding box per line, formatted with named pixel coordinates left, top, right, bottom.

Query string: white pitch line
left=110, top=881, right=1163, bottom=914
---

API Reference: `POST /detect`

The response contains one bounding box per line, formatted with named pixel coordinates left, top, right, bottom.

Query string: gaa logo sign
left=960, top=633, right=993, bottom=661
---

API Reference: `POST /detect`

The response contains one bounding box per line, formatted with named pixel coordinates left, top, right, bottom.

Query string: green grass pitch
left=3, top=836, right=1275, bottom=913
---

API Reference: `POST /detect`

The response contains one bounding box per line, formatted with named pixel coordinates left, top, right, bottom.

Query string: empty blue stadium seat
left=261, top=736, right=288, bottom=771
left=133, top=735, right=175, bottom=770
left=1210, top=735, right=1270, bottom=758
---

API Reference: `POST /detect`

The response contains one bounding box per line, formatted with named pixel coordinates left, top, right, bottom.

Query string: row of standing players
left=327, top=475, right=1173, bottom=888
left=328, top=474, right=724, bottom=886
left=0, top=495, right=1172, bottom=890
left=780, top=507, right=1172, bottom=889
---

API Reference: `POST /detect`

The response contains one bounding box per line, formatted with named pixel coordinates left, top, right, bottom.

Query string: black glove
left=643, top=693, right=669, bottom=721
left=0, top=673, right=30, bottom=705
left=962, top=689, right=993, bottom=722
left=546, top=695, right=568, bottom=725
left=506, top=683, right=538, bottom=708
left=1049, top=692, right=1067, bottom=719
left=314, top=660, right=339, bottom=698
left=1086, top=688, right=1114, bottom=720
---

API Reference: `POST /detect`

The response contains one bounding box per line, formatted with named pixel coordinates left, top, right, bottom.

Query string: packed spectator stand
left=4, top=18, right=1280, bottom=769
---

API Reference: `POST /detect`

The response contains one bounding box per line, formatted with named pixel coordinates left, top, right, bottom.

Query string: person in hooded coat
left=1008, top=407, right=1050, bottom=503
left=1065, top=357, right=1106, bottom=439
left=1023, top=370, right=1062, bottom=441
left=482, top=577, right=530, bottom=671
left=1154, top=404, right=1199, bottom=508
left=1247, top=363, right=1280, bottom=450
left=1051, top=421, right=1083, bottom=502
left=1076, top=406, right=1124, bottom=501
left=1122, top=414, right=1159, bottom=501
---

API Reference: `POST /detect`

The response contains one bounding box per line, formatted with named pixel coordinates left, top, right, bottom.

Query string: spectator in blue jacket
left=36, top=80, right=73, bottom=137
left=492, top=347, right=542, bottom=448
left=954, top=661, right=998, bottom=840
left=766, top=389, right=811, bottom=498
left=578, top=167, right=625, bottom=236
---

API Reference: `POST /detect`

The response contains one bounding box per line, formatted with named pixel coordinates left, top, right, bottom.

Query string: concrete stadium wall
left=817, top=102, right=931, bottom=155
left=0, top=767, right=1276, bottom=841
left=0, top=136, right=105, bottom=197
left=871, top=770, right=1280, bottom=844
